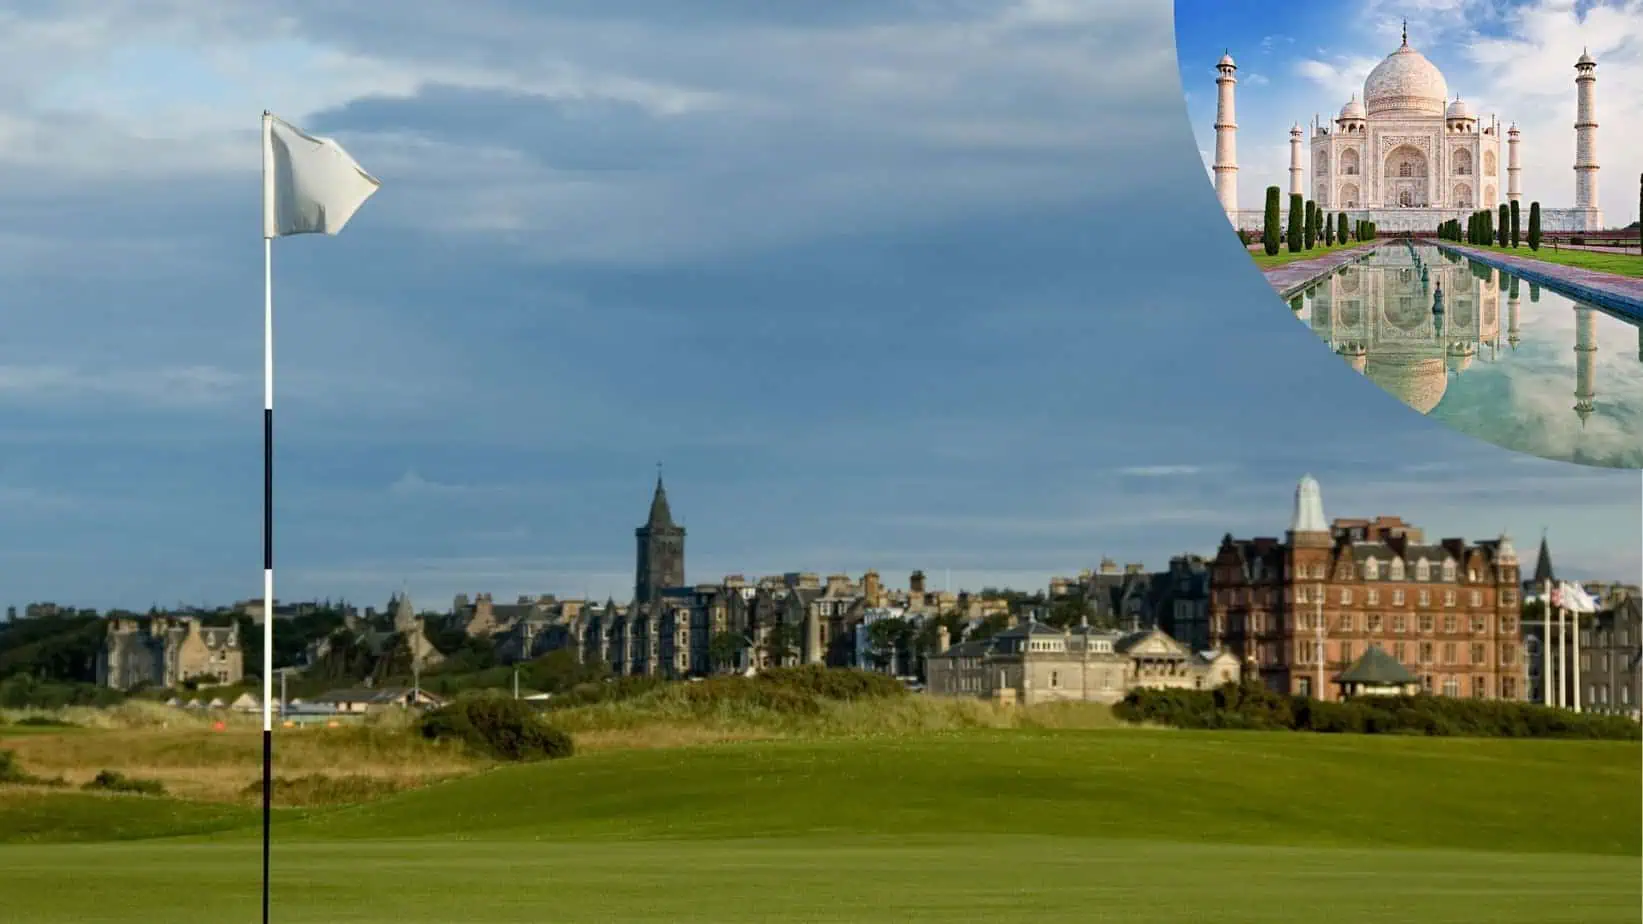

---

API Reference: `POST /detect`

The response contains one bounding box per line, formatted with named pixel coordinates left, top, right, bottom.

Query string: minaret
left=1507, top=122, right=1522, bottom=203
left=1574, top=50, right=1601, bottom=229
left=1289, top=123, right=1305, bottom=197
left=1507, top=277, right=1521, bottom=350
left=1573, top=306, right=1597, bottom=425
left=1213, top=51, right=1240, bottom=221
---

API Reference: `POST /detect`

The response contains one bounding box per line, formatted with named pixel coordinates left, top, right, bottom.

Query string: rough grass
left=1, top=715, right=481, bottom=805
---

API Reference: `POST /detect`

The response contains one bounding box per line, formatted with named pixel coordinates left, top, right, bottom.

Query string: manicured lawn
left=0, top=729, right=1636, bottom=922
left=1460, top=243, right=1643, bottom=278
left=1249, top=241, right=1373, bottom=270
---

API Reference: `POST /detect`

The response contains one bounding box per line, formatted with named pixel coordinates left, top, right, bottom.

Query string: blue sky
left=0, top=0, right=1635, bottom=612
left=1175, top=0, right=1643, bottom=224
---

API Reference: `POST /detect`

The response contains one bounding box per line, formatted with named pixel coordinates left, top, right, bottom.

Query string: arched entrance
left=1383, top=144, right=1428, bottom=208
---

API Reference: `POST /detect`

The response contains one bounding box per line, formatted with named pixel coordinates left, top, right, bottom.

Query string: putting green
left=1, top=729, right=1636, bottom=922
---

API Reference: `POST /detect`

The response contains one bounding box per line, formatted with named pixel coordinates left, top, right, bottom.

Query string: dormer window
left=1415, top=560, right=1430, bottom=581
left=1364, top=558, right=1379, bottom=580
left=1390, top=559, right=1405, bottom=580
left=1442, top=560, right=1457, bottom=582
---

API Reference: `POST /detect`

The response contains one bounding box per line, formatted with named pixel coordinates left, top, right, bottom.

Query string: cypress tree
left=1263, top=186, right=1282, bottom=257
left=1325, top=213, right=1335, bottom=246
left=1304, top=199, right=1317, bottom=249
left=1528, top=202, right=1542, bottom=250
left=1338, top=212, right=1348, bottom=244
left=1510, top=200, right=1521, bottom=247
left=1287, top=193, right=1304, bottom=252
left=1498, top=204, right=1510, bottom=246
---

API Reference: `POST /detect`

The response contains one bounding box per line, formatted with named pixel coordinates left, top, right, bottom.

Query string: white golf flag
left=262, top=112, right=380, bottom=239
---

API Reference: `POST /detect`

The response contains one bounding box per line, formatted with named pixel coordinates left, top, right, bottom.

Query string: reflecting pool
left=1293, top=242, right=1642, bottom=468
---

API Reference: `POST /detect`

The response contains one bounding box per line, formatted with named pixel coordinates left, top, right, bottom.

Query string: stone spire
left=1532, top=533, right=1556, bottom=585
left=647, top=469, right=675, bottom=529
left=1289, top=474, right=1329, bottom=537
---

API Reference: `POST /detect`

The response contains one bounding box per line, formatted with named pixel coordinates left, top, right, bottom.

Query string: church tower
left=1213, top=52, right=1239, bottom=220
left=1573, top=50, right=1601, bottom=228
left=634, top=474, right=685, bottom=605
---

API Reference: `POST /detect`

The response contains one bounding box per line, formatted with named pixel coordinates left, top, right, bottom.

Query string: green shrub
left=1510, top=200, right=1521, bottom=247
left=83, top=770, right=166, bottom=796
left=419, top=695, right=575, bottom=761
left=1263, top=187, right=1281, bottom=257
left=15, top=715, right=74, bottom=728
left=0, top=749, right=26, bottom=783
left=1115, top=686, right=1641, bottom=740
left=1287, top=193, right=1304, bottom=252
left=1528, top=202, right=1542, bottom=250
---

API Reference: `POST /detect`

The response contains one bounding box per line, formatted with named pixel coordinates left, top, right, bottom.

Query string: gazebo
left=1334, top=645, right=1420, bottom=698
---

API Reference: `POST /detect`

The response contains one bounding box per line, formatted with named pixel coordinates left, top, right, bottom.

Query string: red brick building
left=1208, top=476, right=1526, bottom=701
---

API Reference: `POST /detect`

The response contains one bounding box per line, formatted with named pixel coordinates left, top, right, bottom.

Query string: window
left=1419, top=590, right=1430, bottom=607
left=1470, top=591, right=1482, bottom=607
left=1392, top=614, right=1407, bottom=634
left=1467, top=568, right=1478, bottom=582
left=1391, top=560, right=1405, bottom=580
left=1364, top=559, right=1379, bottom=579
left=1502, top=677, right=1517, bottom=699
left=1340, top=589, right=1353, bottom=605
left=1393, top=641, right=1408, bottom=662
left=1443, top=614, right=1458, bottom=634
left=1587, top=684, right=1597, bottom=705
left=1443, top=642, right=1457, bottom=664
left=1502, top=615, right=1517, bottom=634
left=1050, top=671, right=1059, bottom=688
left=1341, top=642, right=1354, bottom=663
left=1298, top=677, right=1312, bottom=697
left=1339, top=612, right=1355, bottom=632
left=1393, top=590, right=1405, bottom=605
left=1367, top=590, right=1380, bottom=605
left=1623, top=686, right=1633, bottom=706
left=1442, top=677, right=1459, bottom=697
left=1422, top=674, right=1434, bottom=693
left=1418, top=614, right=1433, bottom=633
left=1416, top=560, right=1430, bottom=581
left=1367, top=613, right=1382, bottom=633
left=1502, top=643, right=1516, bottom=665
left=1473, top=675, right=1487, bottom=699
left=1444, top=591, right=1456, bottom=607
left=1472, top=615, right=1487, bottom=633
left=1502, top=590, right=1517, bottom=605
left=1471, top=643, right=1486, bottom=665
left=1581, top=653, right=1591, bottom=672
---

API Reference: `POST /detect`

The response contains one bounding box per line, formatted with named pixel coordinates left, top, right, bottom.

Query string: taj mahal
left=1214, top=23, right=1604, bottom=233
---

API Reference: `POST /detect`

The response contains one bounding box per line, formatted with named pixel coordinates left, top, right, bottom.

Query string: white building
left=1215, top=25, right=1603, bottom=234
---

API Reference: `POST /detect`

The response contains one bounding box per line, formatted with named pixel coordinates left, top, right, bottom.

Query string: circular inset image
left=1175, top=4, right=1643, bottom=468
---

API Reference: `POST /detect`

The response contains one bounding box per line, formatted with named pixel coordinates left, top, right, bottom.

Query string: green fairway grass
left=1, top=728, right=1637, bottom=922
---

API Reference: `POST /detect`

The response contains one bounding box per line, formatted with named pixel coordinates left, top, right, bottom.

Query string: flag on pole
left=1557, top=580, right=1599, bottom=614
left=263, top=114, right=381, bottom=238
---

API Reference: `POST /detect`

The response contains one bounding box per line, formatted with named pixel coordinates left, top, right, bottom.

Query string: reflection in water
left=1298, top=242, right=1642, bottom=469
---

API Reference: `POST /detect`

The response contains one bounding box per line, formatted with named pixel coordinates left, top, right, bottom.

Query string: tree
left=865, top=618, right=911, bottom=673
left=1303, top=199, right=1317, bottom=249
left=1287, top=193, right=1304, bottom=252
left=1528, top=201, right=1542, bottom=250
left=1262, top=187, right=1282, bottom=256
left=1323, top=211, right=1334, bottom=246
left=1337, top=212, right=1347, bottom=245
left=762, top=620, right=802, bottom=667
left=708, top=631, right=749, bottom=674
left=1498, top=204, right=1510, bottom=246
left=967, top=612, right=1011, bottom=643
left=1510, top=199, right=1521, bottom=247
left=1045, top=593, right=1095, bottom=629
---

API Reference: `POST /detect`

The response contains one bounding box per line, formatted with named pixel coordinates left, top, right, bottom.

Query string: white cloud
left=1118, top=465, right=1204, bottom=477
left=0, top=363, right=242, bottom=408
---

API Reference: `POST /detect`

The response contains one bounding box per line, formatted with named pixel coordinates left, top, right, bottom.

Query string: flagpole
left=260, top=109, right=275, bottom=924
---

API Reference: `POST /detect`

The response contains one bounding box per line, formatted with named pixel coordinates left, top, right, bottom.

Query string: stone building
left=1573, top=596, right=1641, bottom=719
left=1208, top=474, right=1526, bottom=702
left=925, top=620, right=1240, bottom=705
left=97, top=616, right=244, bottom=690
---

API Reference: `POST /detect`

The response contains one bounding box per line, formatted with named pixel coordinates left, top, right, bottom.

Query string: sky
left=0, top=0, right=1635, bottom=614
left=1175, top=0, right=1643, bottom=224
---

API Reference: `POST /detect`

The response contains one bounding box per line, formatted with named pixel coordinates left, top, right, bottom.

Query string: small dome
left=1339, top=94, right=1366, bottom=120
left=1218, top=51, right=1236, bottom=69
left=1446, top=96, right=1472, bottom=120
left=1577, top=49, right=1596, bottom=66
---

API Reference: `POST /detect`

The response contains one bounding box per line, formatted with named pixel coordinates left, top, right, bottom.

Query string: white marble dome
left=1339, top=94, right=1367, bottom=120
left=1446, top=96, right=1473, bottom=120
left=1218, top=52, right=1236, bottom=69
left=1364, top=41, right=1449, bottom=117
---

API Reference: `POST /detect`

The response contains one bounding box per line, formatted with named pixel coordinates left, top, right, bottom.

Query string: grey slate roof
left=1335, top=645, right=1418, bottom=685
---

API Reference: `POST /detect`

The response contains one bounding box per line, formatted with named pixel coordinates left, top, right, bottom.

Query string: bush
left=1528, top=202, right=1542, bottom=250
left=419, top=695, right=575, bottom=761
left=1287, top=193, right=1304, bottom=252
left=1263, top=187, right=1282, bottom=257
left=0, top=749, right=27, bottom=783
left=1570, top=236, right=1585, bottom=246
left=1114, top=685, right=1641, bottom=740
left=15, top=715, right=74, bottom=728
left=82, top=769, right=166, bottom=796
